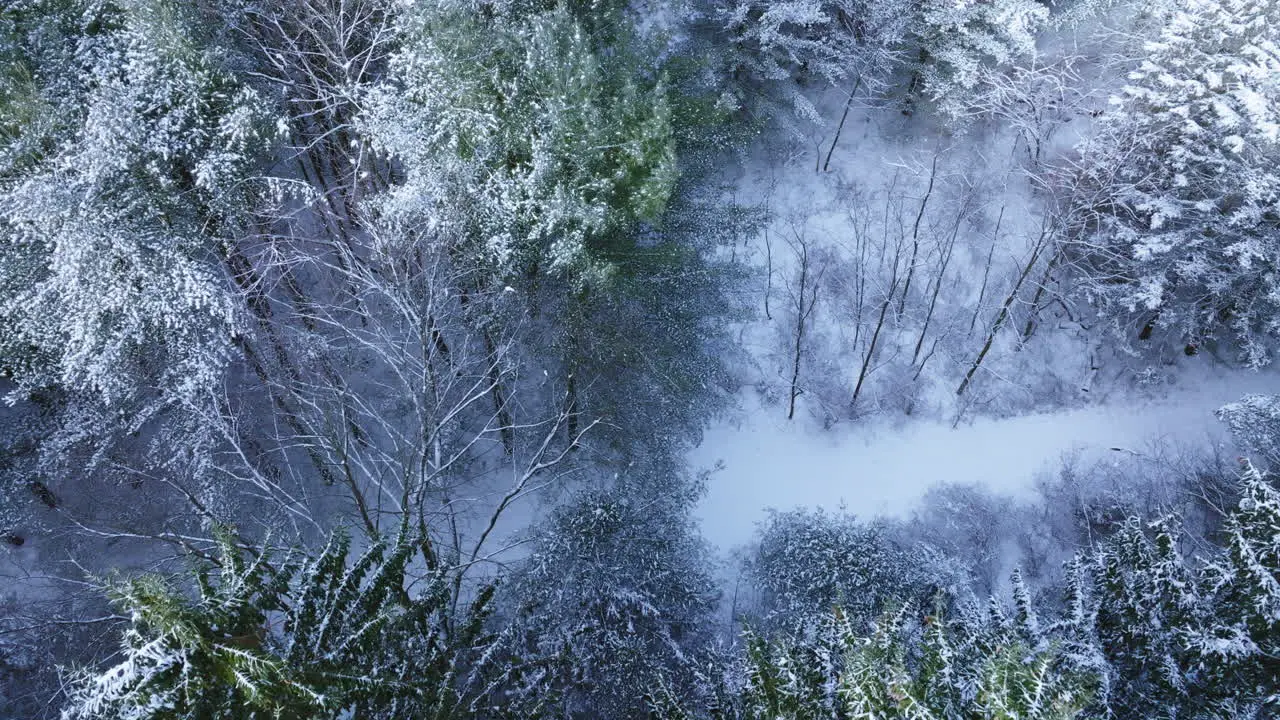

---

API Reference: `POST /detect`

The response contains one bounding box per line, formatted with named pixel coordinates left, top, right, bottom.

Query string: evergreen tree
left=1011, top=567, right=1042, bottom=646
left=364, top=0, right=678, bottom=292
left=61, top=529, right=501, bottom=719
left=742, top=508, right=941, bottom=635
left=714, top=602, right=1092, bottom=720
left=913, top=0, right=1049, bottom=118
left=1, top=0, right=270, bottom=406
left=505, top=475, right=720, bottom=719
left=1194, top=462, right=1280, bottom=716
left=1045, top=557, right=1110, bottom=713
left=1090, top=516, right=1201, bottom=718
left=713, top=0, right=909, bottom=124
left=1218, top=394, right=1280, bottom=466
left=364, top=0, right=741, bottom=457
left=1071, top=0, right=1280, bottom=365
left=711, top=0, right=1049, bottom=123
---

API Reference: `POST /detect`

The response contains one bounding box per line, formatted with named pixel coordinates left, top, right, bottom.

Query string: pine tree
left=1217, top=394, right=1280, bottom=466
left=364, top=0, right=739, bottom=457
left=834, top=605, right=921, bottom=719
left=713, top=0, right=1049, bottom=123
left=917, top=597, right=962, bottom=716
left=365, top=1, right=678, bottom=294
left=1011, top=568, right=1042, bottom=646
left=1045, top=556, right=1110, bottom=713
left=61, top=529, right=501, bottom=720
left=713, top=0, right=910, bottom=124
left=1, top=0, right=269, bottom=406
left=738, top=627, right=836, bottom=720
left=696, top=601, right=1094, bottom=720
left=973, top=641, right=1089, bottom=720
left=505, top=480, right=720, bottom=719
left=743, top=508, right=935, bottom=635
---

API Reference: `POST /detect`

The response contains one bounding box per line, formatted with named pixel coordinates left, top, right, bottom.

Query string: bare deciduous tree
left=784, top=228, right=828, bottom=420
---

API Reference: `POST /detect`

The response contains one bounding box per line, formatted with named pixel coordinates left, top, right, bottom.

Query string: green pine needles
left=61, top=529, right=498, bottom=719
left=721, top=602, right=1092, bottom=720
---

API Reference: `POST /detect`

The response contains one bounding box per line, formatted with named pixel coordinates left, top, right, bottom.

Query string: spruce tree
left=1072, top=0, right=1280, bottom=364
left=1195, top=462, right=1280, bottom=716
left=1091, top=517, right=1200, bottom=719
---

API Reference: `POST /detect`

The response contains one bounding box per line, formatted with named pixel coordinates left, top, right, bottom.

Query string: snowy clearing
left=695, top=360, right=1280, bottom=551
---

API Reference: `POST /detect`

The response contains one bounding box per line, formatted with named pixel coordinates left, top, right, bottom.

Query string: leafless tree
left=896, top=153, right=939, bottom=317
left=849, top=179, right=905, bottom=411
left=956, top=211, right=1059, bottom=400
left=784, top=228, right=828, bottom=420
left=961, top=54, right=1097, bottom=173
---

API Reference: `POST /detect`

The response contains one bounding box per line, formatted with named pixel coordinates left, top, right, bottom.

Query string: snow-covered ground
left=694, top=357, right=1280, bottom=552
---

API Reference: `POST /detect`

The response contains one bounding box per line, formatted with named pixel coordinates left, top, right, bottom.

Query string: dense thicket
left=0, top=0, right=739, bottom=715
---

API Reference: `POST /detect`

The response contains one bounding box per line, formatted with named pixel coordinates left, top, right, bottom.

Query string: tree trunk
left=897, top=154, right=938, bottom=316
left=788, top=241, right=813, bottom=420
left=970, top=206, right=1004, bottom=335
left=823, top=75, right=863, bottom=173
left=957, top=230, right=1052, bottom=398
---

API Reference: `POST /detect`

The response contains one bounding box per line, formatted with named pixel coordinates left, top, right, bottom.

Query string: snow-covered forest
left=2, top=0, right=1280, bottom=716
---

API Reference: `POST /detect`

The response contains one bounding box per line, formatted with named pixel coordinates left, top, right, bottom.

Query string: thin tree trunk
left=566, top=370, right=579, bottom=449
left=957, top=230, right=1052, bottom=398
left=763, top=226, right=773, bottom=321
left=1020, top=250, right=1061, bottom=344
left=852, top=291, right=893, bottom=410
left=970, top=206, right=1004, bottom=335
left=849, top=223, right=868, bottom=361
left=222, top=244, right=341, bottom=490
left=482, top=329, right=515, bottom=455
left=912, top=335, right=942, bottom=383
left=912, top=196, right=963, bottom=366
left=823, top=75, right=863, bottom=173
left=897, top=154, right=938, bottom=316
left=851, top=180, right=903, bottom=410
left=788, top=240, right=814, bottom=420
left=455, top=281, right=516, bottom=455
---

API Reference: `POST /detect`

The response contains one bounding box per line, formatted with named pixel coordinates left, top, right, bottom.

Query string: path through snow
left=693, top=363, right=1280, bottom=552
